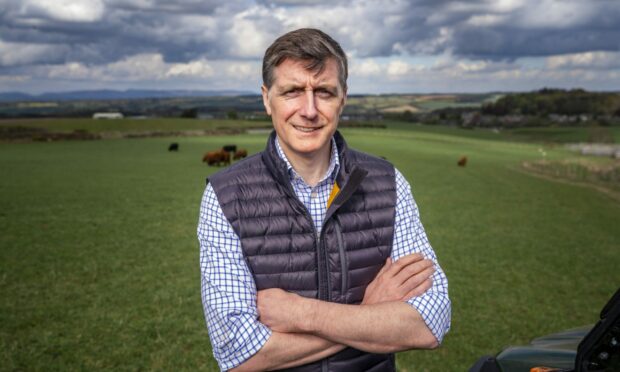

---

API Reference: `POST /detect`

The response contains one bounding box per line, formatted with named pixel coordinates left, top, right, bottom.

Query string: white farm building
left=93, top=112, right=124, bottom=119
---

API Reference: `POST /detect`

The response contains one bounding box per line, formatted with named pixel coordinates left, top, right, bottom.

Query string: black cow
left=222, top=144, right=237, bottom=153
left=168, top=143, right=179, bottom=152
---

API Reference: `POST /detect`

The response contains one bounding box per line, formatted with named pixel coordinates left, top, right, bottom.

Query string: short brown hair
left=262, top=28, right=348, bottom=91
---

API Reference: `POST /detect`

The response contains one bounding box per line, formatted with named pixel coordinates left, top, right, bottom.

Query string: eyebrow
left=277, top=84, right=303, bottom=92
left=315, top=84, right=339, bottom=92
left=276, top=83, right=340, bottom=93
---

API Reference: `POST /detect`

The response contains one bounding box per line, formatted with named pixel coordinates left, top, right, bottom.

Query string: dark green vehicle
left=469, top=288, right=620, bottom=372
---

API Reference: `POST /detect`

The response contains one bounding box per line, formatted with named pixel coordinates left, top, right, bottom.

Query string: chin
left=292, top=144, right=323, bottom=155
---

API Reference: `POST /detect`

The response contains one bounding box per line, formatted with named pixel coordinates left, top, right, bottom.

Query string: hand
left=257, top=288, right=306, bottom=333
left=362, top=253, right=434, bottom=305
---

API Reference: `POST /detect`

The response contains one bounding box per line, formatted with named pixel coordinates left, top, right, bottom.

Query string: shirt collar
left=274, top=135, right=340, bottom=185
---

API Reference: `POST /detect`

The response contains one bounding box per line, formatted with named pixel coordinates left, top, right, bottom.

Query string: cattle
left=168, top=143, right=179, bottom=151
left=203, top=149, right=231, bottom=166
left=222, top=144, right=237, bottom=153
left=233, top=149, right=248, bottom=160
left=457, top=156, right=468, bottom=167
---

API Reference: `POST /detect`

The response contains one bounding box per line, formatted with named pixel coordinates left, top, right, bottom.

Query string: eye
left=315, top=89, right=335, bottom=99
left=283, top=88, right=303, bottom=97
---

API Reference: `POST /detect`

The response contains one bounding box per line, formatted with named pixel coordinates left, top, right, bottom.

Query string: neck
left=279, top=138, right=331, bottom=187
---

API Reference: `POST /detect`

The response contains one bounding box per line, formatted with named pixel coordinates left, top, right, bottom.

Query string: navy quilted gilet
left=209, top=131, right=397, bottom=371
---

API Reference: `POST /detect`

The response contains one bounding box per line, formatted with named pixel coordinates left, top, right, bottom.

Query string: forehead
left=272, top=58, right=341, bottom=87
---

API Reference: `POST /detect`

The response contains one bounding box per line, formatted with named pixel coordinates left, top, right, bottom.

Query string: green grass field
left=1, top=121, right=619, bottom=371
left=0, top=117, right=270, bottom=133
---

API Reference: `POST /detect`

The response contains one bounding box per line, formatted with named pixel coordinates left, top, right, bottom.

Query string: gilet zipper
left=334, top=217, right=347, bottom=297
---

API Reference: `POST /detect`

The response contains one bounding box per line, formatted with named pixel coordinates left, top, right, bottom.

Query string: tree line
left=481, top=88, right=620, bottom=117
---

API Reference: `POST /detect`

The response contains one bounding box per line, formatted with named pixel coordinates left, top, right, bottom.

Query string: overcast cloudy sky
left=1, top=0, right=619, bottom=94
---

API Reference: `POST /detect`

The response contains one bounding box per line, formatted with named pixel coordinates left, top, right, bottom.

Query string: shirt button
left=310, top=191, right=317, bottom=199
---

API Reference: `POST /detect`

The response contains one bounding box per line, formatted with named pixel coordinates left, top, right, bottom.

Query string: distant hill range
left=0, top=89, right=257, bottom=102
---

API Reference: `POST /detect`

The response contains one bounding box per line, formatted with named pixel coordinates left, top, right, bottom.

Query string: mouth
left=293, top=124, right=323, bottom=133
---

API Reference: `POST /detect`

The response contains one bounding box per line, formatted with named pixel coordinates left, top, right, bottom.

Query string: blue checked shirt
left=198, top=136, right=451, bottom=371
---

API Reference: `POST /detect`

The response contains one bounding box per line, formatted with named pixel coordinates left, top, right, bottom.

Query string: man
left=198, top=28, right=450, bottom=371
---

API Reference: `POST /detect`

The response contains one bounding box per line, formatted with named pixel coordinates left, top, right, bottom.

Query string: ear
left=261, top=85, right=272, bottom=116
left=338, top=87, right=347, bottom=115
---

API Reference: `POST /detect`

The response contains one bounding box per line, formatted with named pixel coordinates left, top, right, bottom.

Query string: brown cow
left=220, top=150, right=231, bottom=165
left=233, top=149, right=248, bottom=160
left=203, top=149, right=231, bottom=166
left=457, top=156, right=468, bottom=167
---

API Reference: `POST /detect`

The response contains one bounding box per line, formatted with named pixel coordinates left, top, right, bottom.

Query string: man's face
left=262, top=58, right=346, bottom=160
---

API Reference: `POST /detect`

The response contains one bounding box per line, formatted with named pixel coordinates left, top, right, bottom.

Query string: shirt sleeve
left=392, top=168, right=451, bottom=344
left=198, top=183, right=272, bottom=371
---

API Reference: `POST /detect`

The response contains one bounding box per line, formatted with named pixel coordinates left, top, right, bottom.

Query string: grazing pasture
left=0, top=117, right=267, bottom=134
left=1, top=122, right=618, bottom=371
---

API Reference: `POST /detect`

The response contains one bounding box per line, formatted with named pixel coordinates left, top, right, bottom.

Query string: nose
left=300, top=90, right=318, bottom=120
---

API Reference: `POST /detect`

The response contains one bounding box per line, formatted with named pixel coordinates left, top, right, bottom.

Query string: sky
left=0, top=0, right=619, bottom=95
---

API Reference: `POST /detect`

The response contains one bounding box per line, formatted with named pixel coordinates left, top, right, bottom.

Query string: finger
left=388, top=253, right=424, bottom=277
left=402, top=278, right=433, bottom=301
left=393, top=259, right=434, bottom=285
left=397, top=264, right=435, bottom=293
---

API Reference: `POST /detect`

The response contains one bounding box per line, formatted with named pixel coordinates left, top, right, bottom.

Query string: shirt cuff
left=407, top=292, right=452, bottom=344
left=217, top=321, right=272, bottom=371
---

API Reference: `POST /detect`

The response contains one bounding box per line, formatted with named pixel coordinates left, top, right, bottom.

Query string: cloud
left=350, top=59, right=382, bottom=77
left=226, top=7, right=278, bottom=58
left=387, top=61, right=412, bottom=77
left=43, top=53, right=216, bottom=81
left=104, top=53, right=169, bottom=80
left=1, top=0, right=619, bottom=93
left=516, top=0, right=597, bottom=29
left=449, top=0, right=620, bottom=59
left=546, top=52, right=620, bottom=70
left=348, top=53, right=620, bottom=93
left=46, top=62, right=93, bottom=79
left=166, top=60, right=214, bottom=78
left=0, top=40, right=69, bottom=66
left=106, top=0, right=232, bottom=14
left=465, top=14, right=507, bottom=27
left=21, top=0, right=105, bottom=23
left=223, top=62, right=258, bottom=80
left=0, top=74, right=30, bottom=82
left=0, top=0, right=248, bottom=66
left=2, top=0, right=619, bottom=66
